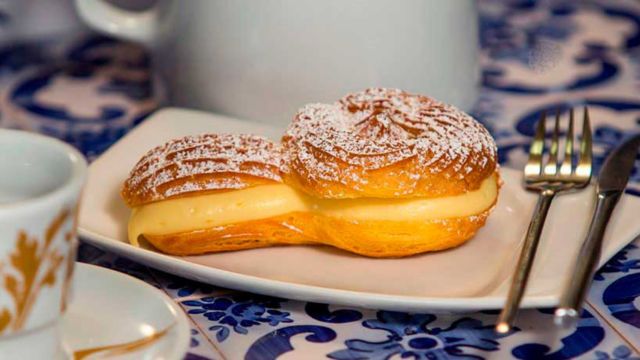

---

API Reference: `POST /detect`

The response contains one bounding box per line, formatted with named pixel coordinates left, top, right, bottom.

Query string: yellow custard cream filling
left=128, top=174, right=498, bottom=245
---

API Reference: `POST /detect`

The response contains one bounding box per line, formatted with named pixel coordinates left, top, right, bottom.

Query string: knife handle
left=554, top=191, right=621, bottom=327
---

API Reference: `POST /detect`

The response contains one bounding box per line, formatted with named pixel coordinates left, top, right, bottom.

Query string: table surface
left=3, top=1, right=640, bottom=359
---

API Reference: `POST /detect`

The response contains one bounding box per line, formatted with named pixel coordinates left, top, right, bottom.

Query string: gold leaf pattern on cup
left=61, top=205, right=79, bottom=313
left=0, top=208, right=72, bottom=334
left=0, top=309, right=11, bottom=333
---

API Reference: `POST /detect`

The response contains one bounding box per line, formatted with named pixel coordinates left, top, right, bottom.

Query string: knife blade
left=598, top=135, right=640, bottom=193
left=555, top=134, right=640, bottom=327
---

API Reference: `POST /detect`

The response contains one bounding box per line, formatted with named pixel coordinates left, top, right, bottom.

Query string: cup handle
left=74, top=0, right=162, bottom=44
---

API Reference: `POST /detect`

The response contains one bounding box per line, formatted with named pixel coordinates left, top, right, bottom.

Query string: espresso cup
left=0, top=130, right=86, bottom=359
left=75, top=0, right=480, bottom=128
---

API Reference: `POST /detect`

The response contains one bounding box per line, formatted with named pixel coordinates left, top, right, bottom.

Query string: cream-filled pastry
left=122, top=88, right=500, bottom=257
left=128, top=174, right=498, bottom=245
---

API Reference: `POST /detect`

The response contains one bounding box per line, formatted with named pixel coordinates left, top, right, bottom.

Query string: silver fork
left=495, top=107, right=593, bottom=333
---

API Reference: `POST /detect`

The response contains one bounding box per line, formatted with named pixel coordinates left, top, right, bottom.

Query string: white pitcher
left=75, top=0, right=479, bottom=127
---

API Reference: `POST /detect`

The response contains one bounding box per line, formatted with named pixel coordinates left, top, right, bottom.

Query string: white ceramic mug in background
left=75, top=0, right=479, bottom=128
left=0, top=130, right=86, bottom=360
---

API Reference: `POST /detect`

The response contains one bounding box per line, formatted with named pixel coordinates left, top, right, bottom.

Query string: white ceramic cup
left=0, top=130, right=87, bottom=360
left=74, top=0, right=479, bottom=128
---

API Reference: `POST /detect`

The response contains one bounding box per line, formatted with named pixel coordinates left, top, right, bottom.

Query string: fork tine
left=560, top=108, right=574, bottom=176
left=576, top=107, right=592, bottom=179
left=544, top=108, right=561, bottom=176
left=525, top=111, right=546, bottom=177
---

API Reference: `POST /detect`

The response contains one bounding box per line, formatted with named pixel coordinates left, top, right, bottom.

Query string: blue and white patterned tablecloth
left=3, top=1, right=640, bottom=359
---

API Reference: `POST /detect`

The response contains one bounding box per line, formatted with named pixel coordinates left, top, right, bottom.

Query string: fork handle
left=554, top=191, right=621, bottom=327
left=496, top=190, right=555, bottom=333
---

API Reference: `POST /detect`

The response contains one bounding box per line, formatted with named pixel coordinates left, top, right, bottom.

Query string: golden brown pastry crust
left=122, top=134, right=284, bottom=207
left=282, top=88, right=498, bottom=199
left=141, top=205, right=494, bottom=258
left=142, top=212, right=318, bottom=256
left=123, top=88, right=500, bottom=258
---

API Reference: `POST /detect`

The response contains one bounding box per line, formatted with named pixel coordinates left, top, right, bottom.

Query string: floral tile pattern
left=6, top=0, right=640, bottom=358
left=589, top=237, right=640, bottom=351
left=0, top=34, right=164, bottom=161
left=185, top=325, right=221, bottom=360
left=182, top=294, right=294, bottom=343
left=172, top=293, right=637, bottom=359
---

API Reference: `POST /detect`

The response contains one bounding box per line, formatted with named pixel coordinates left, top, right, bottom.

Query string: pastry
left=123, top=88, right=499, bottom=257
left=123, top=134, right=318, bottom=255
left=282, top=88, right=499, bottom=256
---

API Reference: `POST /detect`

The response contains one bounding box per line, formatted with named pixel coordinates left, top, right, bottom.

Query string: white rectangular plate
left=78, top=108, right=640, bottom=312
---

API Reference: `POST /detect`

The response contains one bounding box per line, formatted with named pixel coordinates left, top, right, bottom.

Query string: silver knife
left=554, top=134, right=640, bottom=327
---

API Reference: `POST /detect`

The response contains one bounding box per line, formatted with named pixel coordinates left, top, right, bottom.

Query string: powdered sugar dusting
left=124, top=134, right=284, bottom=204
left=283, top=88, right=497, bottom=195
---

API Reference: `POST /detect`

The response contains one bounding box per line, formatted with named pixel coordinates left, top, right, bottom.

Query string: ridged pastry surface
left=282, top=88, right=498, bottom=198
left=122, top=134, right=284, bottom=207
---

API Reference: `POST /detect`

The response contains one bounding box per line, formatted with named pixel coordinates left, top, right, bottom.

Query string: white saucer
left=78, top=108, right=640, bottom=312
left=62, top=263, right=190, bottom=360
